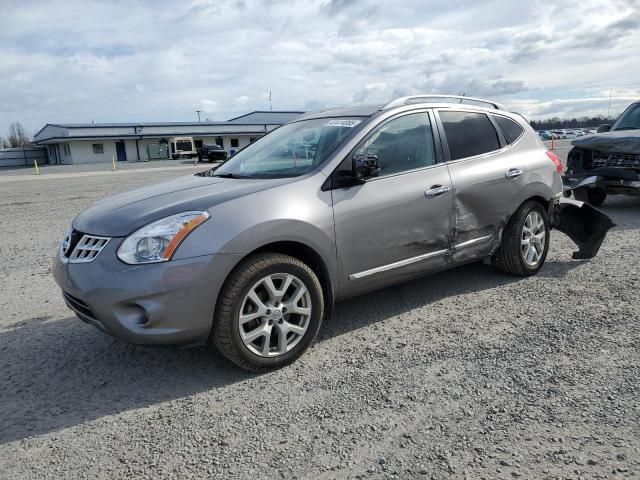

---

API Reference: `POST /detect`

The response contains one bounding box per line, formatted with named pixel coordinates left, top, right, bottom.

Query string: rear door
left=331, top=110, right=454, bottom=297
left=436, top=109, right=526, bottom=262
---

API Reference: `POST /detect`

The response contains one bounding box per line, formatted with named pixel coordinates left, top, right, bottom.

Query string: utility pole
left=196, top=110, right=202, bottom=122
left=269, top=90, right=272, bottom=111
left=607, top=88, right=613, bottom=118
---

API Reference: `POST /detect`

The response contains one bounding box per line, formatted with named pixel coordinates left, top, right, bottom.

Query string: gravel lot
left=1, top=145, right=638, bottom=479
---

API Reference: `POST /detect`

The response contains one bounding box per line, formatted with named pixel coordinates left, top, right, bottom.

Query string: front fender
left=552, top=198, right=615, bottom=260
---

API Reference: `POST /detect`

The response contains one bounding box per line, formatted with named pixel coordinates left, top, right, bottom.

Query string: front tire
left=493, top=200, right=550, bottom=276
left=212, top=253, right=324, bottom=372
left=573, top=187, right=607, bottom=207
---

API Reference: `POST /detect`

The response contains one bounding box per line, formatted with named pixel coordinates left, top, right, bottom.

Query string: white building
left=33, top=111, right=303, bottom=164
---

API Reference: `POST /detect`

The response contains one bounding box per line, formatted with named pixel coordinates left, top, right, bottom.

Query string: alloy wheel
left=521, top=211, right=546, bottom=266
left=238, top=273, right=312, bottom=357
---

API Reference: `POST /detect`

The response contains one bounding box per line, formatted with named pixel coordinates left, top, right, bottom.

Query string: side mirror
left=352, top=154, right=380, bottom=180
left=596, top=124, right=612, bottom=133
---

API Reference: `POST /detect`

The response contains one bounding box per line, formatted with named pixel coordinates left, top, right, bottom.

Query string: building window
left=249, top=137, right=257, bottom=143
left=215, top=137, right=223, bottom=148
left=230, top=138, right=239, bottom=148
left=92, top=143, right=104, bottom=154
left=63, top=144, right=70, bottom=156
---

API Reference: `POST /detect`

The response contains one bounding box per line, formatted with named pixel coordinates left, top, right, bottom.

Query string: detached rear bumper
left=552, top=197, right=616, bottom=260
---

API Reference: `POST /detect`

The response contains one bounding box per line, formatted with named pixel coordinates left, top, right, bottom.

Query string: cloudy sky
left=1, top=0, right=639, bottom=135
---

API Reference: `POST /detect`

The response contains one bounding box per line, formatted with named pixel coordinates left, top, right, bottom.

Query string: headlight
left=117, top=211, right=210, bottom=264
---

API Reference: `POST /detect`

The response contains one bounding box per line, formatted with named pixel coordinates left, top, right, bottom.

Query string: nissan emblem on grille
left=62, top=228, right=72, bottom=257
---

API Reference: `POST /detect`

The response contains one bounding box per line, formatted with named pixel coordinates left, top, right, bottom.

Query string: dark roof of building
left=295, top=105, right=383, bottom=121
left=50, top=121, right=232, bottom=128
left=226, top=111, right=304, bottom=124
left=33, top=111, right=304, bottom=142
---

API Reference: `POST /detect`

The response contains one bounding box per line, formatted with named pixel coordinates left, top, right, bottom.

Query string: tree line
left=530, top=115, right=616, bottom=131
left=0, top=121, right=30, bottom=149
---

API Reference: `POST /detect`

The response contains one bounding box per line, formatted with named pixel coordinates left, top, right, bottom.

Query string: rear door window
left=493, top=115, right=524, bottom=144
left=439, top=111, right=500, bottom=160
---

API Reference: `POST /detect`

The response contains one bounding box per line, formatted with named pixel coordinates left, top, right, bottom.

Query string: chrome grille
left=592, top=150, right=640, bottom=169
left=60, top=228, right=111, bottom=264
left=68, top=235, right=110, bottom=263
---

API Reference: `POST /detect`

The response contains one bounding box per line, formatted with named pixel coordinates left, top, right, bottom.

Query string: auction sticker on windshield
left=325, top=119, right=362, bottom=128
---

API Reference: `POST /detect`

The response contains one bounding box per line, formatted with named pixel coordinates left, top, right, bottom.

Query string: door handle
left=505, top=168, right=524, bottom=179
left=424, top=185, right=450, bottom=198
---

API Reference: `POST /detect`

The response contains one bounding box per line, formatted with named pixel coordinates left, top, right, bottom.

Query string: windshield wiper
left=211, top=173, right=253, bottom=179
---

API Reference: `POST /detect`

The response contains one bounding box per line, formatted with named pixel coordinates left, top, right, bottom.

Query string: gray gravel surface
left=0, top=158, right=639, bottom=479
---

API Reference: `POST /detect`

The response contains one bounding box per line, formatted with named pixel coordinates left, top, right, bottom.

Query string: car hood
left=73, top=173, right=290, bottom=236
left=572, top=129, right=640, bottom=154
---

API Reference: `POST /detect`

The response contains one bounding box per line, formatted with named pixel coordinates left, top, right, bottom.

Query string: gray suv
left=54, top=95, right=614, bottom=371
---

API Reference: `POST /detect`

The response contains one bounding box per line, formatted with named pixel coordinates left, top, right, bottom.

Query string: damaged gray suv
left=54, top=95, right=614, bottom=371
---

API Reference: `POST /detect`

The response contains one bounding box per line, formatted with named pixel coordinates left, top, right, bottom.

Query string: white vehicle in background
left=563, top=131, right=578, bottom=139
left=171, top=137, right=196, bottom=159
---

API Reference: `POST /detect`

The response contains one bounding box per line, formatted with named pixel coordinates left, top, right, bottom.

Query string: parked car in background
left=171, top=137, right=196, bottom=159
left=54, top=94, right=614, bottom=371
left=564, top=100, right=640, bottom=206
left=198, top=144, right=229, bottom=163
left=551, top=130, right=565, bottom=139
left=538, top=131, right=552, bottom=140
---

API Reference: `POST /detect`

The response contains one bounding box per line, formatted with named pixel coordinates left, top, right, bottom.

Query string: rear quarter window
left=439, top=111, right=500, bottom=160
left=493, top=115, right=524, bottom=144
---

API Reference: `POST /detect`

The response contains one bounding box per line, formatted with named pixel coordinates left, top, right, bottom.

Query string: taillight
left=546, top=151, right=563, bottom=173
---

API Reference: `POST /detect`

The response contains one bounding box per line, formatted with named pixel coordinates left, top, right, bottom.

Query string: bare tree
left=0, top=136, right=8, bottom=149
left=7, top=122, right=30, bottom=148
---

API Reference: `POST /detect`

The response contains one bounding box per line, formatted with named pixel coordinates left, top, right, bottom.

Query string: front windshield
left=212, top=117, right=365, bottom=178
left=613, top=103, right=640, bottom=131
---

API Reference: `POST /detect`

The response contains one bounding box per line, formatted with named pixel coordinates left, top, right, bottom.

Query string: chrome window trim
left=348, top=249, right=448, bottom=280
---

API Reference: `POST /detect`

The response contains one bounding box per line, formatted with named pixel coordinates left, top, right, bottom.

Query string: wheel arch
left=518, top=194, right=551, bottom=214
left=230, top=240, right=335, bottom=322
left=493, top=194, right=552, bottom=253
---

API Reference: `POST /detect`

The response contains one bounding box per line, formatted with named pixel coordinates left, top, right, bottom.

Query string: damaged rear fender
left=552, top=198, right=615, bottom=260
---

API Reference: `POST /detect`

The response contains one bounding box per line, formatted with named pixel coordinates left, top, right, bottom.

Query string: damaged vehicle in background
left=565, top=100, right=640, bottom=206
left=53, top=95, right=615, bottom=372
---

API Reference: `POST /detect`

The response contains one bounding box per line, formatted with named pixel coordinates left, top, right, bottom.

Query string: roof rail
left=384, top=94, right=506, bottom=111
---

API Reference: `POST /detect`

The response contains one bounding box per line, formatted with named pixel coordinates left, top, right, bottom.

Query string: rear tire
left=573, top=187, right=606, bottom=207
left=212, top=253, right=324, bottom=372
left=493, top=200, right=550, bottom=276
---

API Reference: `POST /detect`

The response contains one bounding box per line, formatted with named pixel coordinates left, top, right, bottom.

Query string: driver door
left=331, top=111, right=453, bottom=297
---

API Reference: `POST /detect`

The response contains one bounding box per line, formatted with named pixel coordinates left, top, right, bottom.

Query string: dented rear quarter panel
left=444, top=118, right=560, bottom=262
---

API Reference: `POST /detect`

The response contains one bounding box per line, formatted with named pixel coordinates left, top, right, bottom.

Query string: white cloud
left=199, top=99, right=219, bottom=113
left=0, top=0, right=639, bottom=135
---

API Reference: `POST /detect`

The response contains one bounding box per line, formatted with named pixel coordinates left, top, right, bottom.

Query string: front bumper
left=53, top=239, right=243, bottom=346
left=563, top=169, right=640, bottom=196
